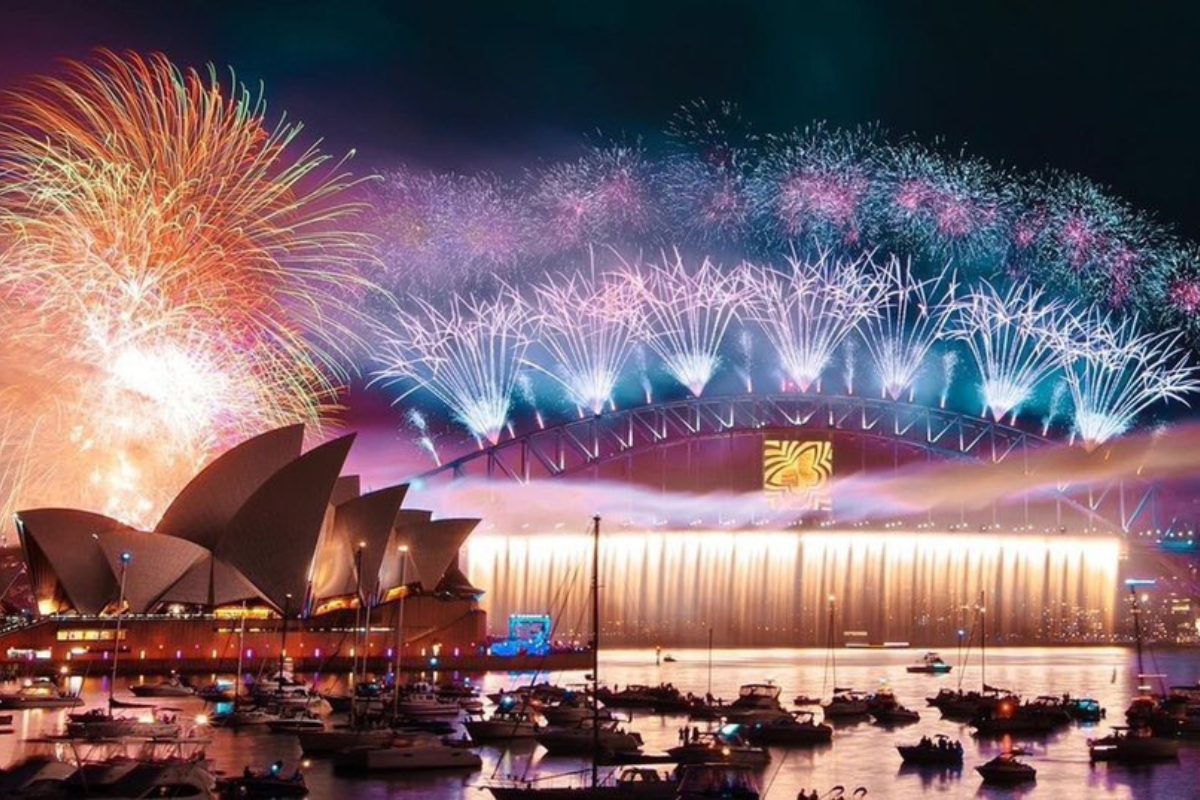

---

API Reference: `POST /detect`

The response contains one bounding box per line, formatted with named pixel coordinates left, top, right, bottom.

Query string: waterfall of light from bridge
left=464, top=531, right=1120, bottom=646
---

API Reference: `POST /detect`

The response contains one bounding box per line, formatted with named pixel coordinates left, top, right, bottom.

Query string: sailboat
left=486, top=516, right=669, bottom=800
left=819, top=598, right=869, bottom=721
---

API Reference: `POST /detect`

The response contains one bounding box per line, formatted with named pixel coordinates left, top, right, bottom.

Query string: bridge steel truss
left=416, top=393, right=1160, bottom=535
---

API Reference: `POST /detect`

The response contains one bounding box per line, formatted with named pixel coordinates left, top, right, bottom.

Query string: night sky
left=2, top=1, right=1199, bottom=237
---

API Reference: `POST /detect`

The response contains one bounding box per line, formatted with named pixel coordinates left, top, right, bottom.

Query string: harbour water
left=1, top=646, right=1197, bottom=799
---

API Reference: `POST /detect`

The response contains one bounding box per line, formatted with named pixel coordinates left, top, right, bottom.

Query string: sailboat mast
left=979, top=590, right=986, bottom=692
left=591, top=514, right=600, bottom=790
left=109, top=552, right=131, bottom=709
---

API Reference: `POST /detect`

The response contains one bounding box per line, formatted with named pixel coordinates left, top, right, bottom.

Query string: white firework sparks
left=859, top=259, right=956, bottom=401
left=1056, top=311, right=1200, bottom=448
left=951, top=282, right=1070, bottom=422
left=525, top=263, right=642, bottom=415
left=744, top=252, right=886, bottom=392
left=624, top=250, right=748, bottom=397
left=376, top=292, right=530, bottom=445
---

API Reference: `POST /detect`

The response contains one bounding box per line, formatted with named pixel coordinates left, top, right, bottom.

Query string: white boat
left=723, top=684, right=789, bottom=724
left=465, top=709, right=541, bottom=741
left=542, top=694, right=612, bottom=726
left=395, top=681, right=462, bottom=717
left=130, top=673, right=196, bottom=698
left=976, top=752, right=1036, bottom=784
left=333, top=736, right=482, bottom=772
left=0, top=678, right=83, bottom=709
left=906, top=652, right=952, bottom=674
left=65, top=710, right=181, bottom=740
left=266, top=708, right=325, bottom=734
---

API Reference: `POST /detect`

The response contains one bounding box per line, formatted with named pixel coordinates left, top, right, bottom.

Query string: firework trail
left=744, top=252, right=886, bottom=392
left=859, top=259, right=956, bottom=401
left=1055, top=312, right=1200, bottom=448
left=842, top=338, right=858, bottom=395
left=524, top=261, right=642, bottom=415
left=624, top=251, right=748, bottom=397
left=0, top=51, right=370, bottom=525
left=951, top=282, right=1070, bottom=422
left=405, top=409, right=442, bottom=467
left=734, top=329, right=756, bottom=393
left=375, top=292, right=530, bottom=445
left=1041, top=380, right=1069, bottom=436
left=939, top=350, right=959, bottom=409
left=633, top=344, right=654, bottom=405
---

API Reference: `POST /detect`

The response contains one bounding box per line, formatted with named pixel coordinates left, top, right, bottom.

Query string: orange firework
left=0, top=50, right=374, bottom=527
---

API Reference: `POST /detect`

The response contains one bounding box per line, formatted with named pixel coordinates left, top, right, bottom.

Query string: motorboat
left=543, top=693, right=612, bottom=726
left=0, top=677, right=83, bottom=709
left=65, top=709, right=182, bottom=740
left=129, top=672, right=196, bottom=698
left=535, top=717, right=643, bottom=756
left=211, top=704, right=278, bottom=728
left=251, top=672, right=315, bottom=708
left=722, top=683, right=789, bottom=724
left=395, top=681, right=462, bottom=717
left=667, top=728, right=770, bottom=768
left=1088, top=725, right=1180, bottom=762
left=485, top=766, right=679, bottom=799
left=196, top=680, right=236, bottom=703
left=746, top=711, right=832, bottom=746
left=296, top=726, right=397, bottom=755
left=871, top=704, right=920, bottom=725
left=596, top=683, right=683, bottom=710
left=970, top=696, right=1070, bottom=735
left=675, top=764, right=760, bottom=799
left=926, top=687, right=1016, bottom=721
left=2, top=757, right=217, bottom=798
left=896, top=734, right=963, bottom=766
left=821, top=689, right=871, bottom=720
left=266, top=707, right=325, bottom=734
left=333, top=736, right=483, bottom=772
left=906, top=652, right=952, bottom=674
left=976, top=752, right=1036, bottom=784
left=218, top=769, right=309, bottom=798
left=465, top=708, right=541, bottom=741
left=1065, top=696, right=1105, bottom=722
left=792, top=694, right=820, bottom=706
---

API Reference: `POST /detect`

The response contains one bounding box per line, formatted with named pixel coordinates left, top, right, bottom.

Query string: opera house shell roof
left=14, top=425, right=479, bottom=617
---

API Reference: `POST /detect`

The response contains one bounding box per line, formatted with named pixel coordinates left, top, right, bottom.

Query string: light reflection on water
left=1, top=647, right=1197, bottom=799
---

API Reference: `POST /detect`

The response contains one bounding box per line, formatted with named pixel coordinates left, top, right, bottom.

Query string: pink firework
left=531, top=143, right=654, bottom=249
left=1170, top=279, right=1200, bottom=314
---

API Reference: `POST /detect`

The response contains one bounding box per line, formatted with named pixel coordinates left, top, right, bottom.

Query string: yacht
left=64, top=709, right=181, bottom=740
left=821, top=689, right=871, bottom=720
left=296, top=725, right=397, bottom=755
left=675, top=764, right=760, bottom=799
left=745, top=711, right=832, bottom=746
left=1088, top=725, right=1180, bottom=762
left=465, top=708, right=541, bottom=741
left=976, top=752, right=1036, bottom=784
left=667, top=729, right=770, bottom=768
left=395, top=681, right=462, bottom=717
left=486, top=767, right=679, bottom=799
left=129, top=672, right=195, bottom=698
left=542, top=693, right=612, bottom=726
left=266, top=707, right=325, bottom=734
left=0, top=677, right=83, bottom=709
left=906, top=652, right=952, bottom=674
left=723, top=683, right=789, bottom=724
left=333, top=735, right=482, bottom=772
left=535, top=717, right=643, bottom=756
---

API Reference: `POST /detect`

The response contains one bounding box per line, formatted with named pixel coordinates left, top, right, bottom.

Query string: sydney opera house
left=0, top=425, right=494, bottom=672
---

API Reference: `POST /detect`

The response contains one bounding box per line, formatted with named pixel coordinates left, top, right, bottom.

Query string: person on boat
left=243, top=766, right=253, bottom=779
left=270, top=760, right=283, bottom=777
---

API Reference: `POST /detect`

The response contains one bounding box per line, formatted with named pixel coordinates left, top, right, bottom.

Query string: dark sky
left=2, top=1, right=1199, bottom=236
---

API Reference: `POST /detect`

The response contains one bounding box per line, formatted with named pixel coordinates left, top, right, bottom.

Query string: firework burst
left=1055, top=312, right=1200, bottom=448
left=950, top=282, right=1069, bottom=422
left=744, top=252, right=886, bottom=392
left=624, top=251, right=748, bottom=397
left=375, top=292, right=530, bottom=445
left=531, top=143, right=655, bottom=250
left=0, top=50, right=370, bottom=525
left=859, top=259, right=956, bottom=401
left=524, top=260, right=642, bottom=415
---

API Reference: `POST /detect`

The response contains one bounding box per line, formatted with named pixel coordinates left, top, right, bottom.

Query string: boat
left=896, top=734, right=963, bottom=766
left=130, top=672, right=196, bottom=698
left=906, top=652, right=952, bottom=674
left=486, top=767, right=679, bottom=799
left=543, top=692, right=613, bottom=726
left=871, top=704, right=920, bottom=725
left=970, top=698, right=1066, bottom=736
left=211, top=702, right=278, bottom=728
left=265, top=707, right=325, bottom=734
left=596, top=683, right=684, bottom=710
left=218, top=764, right=309, bottom=797
left=197, top=680, right=236, bottom=704
left=65, top=708, right=182, bottom=739
left=675, top=764, right=760, bottom=799
left=667, top=727, right=770, bottom=768
left=333, top=735, right=482, bottom=772
left=975, top=752, right=1036, bottom=784
left=792, top=694, right=820, bottom=706
left=1, top=739, right=218, bottom=798
left=465, top=708, right=541, bottom=741
left=394, top=681, right=463, bottom=717
left=745, top=711, right=832, bottom=746
left=535, top=717, right=643, bottom=756
left=0, top=677, right=83, bottom=709
left=1088, top=725, right=1180, bottom=762
left=296, top=726, right=397, bottom=755
left=1065, top=695, right=1106, bottom=722
left=821, top=689, right=871, bottom=720
left=722, top=683, right=789, bottom=724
